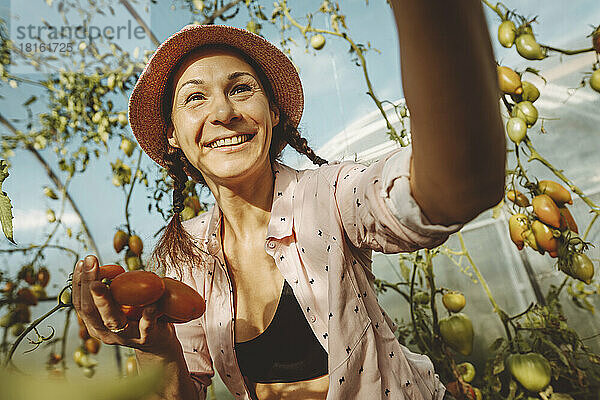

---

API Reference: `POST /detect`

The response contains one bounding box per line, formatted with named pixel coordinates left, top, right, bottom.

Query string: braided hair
left=149, top=46, right=328, bottom=278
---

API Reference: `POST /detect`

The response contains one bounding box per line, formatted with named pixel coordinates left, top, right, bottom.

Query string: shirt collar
left=200, top=161, right=298, bottom=255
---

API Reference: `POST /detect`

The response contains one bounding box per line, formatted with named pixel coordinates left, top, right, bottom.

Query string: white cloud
left=12, top=209, right=81, bottom=231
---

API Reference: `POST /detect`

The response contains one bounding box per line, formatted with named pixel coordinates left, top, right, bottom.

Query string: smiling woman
left=71, top=1, right=506, bottom=398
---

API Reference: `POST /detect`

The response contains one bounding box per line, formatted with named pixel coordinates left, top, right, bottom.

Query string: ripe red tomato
left=113, top=230, right=129, bottom=253
left=128, top=235, right=144, bottom=256
left=532, top=195, right=562, bottom=228
left=506, top=190, right=529, bottom=207
left=558, top=206, right=578, bottom=233
left=509, top=214, right=529, bottom=250
left=531, top=220, right=558, bottom=252
left=16, top=288, right=38, bottom=306
left=84, top=337, right=101, bottom=354
left=99, top=264, right=126, bottom=280
left=37, top=267, right=50, bottom=287
left=538, top=180, right=572, bottom=205
left=109, top=271, right=165, bottom=307
left=158, top=278, right=206, bottom=323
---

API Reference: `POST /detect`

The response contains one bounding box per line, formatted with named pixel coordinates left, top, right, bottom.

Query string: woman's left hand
left=72, top=255, right=182, bottom=358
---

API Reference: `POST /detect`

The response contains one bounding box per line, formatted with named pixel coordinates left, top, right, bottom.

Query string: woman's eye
left=231, top=84, right=252, bottom=95
left=186, top=93, right=205, bottom=103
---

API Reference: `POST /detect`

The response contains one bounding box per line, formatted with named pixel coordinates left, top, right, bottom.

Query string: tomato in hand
left=109, top=270, right=165, bottom=307
left=158, top=278, right=206, bottom=323
left=121, top=304, right=143, bottom=320
left=99, top=264, right=126, bottom=280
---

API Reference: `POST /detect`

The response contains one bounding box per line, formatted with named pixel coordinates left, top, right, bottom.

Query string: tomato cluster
left=100, top=265, right=206, bottom=324
left=180, top=194, right=205, bottom=221
left=0, top=265, right=53, bottom=338
left=113, top=230, right=144, bottom=271
left=497, top=20, right=546, bottom=60
left=506, top=180, right=594, bottom=284
left=74, top=311, right=102, bottom=378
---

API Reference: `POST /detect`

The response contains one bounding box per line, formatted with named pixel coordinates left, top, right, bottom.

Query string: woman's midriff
left=252, top=374, right=329, bottom=400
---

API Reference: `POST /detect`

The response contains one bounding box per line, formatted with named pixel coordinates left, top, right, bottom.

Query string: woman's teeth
left=207, top=134, right=253, bottom=149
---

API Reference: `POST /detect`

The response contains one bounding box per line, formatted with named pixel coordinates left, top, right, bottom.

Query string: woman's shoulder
left=275, top=157, right=370, bottom=185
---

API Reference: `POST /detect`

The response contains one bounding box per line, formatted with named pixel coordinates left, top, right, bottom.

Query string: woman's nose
left=209, top=95, right=241, bottom=125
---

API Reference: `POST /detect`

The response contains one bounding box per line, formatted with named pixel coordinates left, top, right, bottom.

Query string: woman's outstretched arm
left=390, top=0, right=506, bottom=226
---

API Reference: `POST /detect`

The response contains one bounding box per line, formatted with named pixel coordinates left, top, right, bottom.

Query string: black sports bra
left=234, top=280, right=328, bottom=383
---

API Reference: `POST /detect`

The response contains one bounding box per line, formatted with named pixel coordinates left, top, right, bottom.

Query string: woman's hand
left=72, top=255, right=179, bottom=358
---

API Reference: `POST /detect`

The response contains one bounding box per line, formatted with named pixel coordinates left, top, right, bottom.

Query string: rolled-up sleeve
left=333, top=145, right=464, bottom=253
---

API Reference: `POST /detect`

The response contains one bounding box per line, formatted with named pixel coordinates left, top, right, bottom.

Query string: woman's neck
left=207, top=162, right=275, bottom=243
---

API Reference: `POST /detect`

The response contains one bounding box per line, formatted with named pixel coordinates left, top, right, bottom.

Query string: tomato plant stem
left=540, top=45, right=595, bottom=55
left=0, top=112, right=102, bottom=263
left=480, top=0, right=505, bottom=20
left=524, top=136, right=600, bottom=217
left=582, top=213, right=598, bottom=242
left=124, top=149, right=144, bottom=237
left=3, top=302, right=65, bottom=367
left=279, top=0, right=401, bottom=143
left=31, top=175, right=72, bottom=266
left=456, top=233, right=515, bottom=350
left=409, top=262, right=431, bottom=355
left=59, top=307, right=72, bottom=372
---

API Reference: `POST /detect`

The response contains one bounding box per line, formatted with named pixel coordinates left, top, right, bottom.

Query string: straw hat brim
left=128, top=24, right=304, bottom=169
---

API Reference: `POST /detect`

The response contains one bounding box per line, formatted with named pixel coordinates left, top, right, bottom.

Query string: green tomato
left=515, top=34, right=546, bottom=60
left=10, top=322, right=25, bottom=337
left=561, top=253, right=595, bottom=284
left=310, top=34, right=326, bottom=50
left=439, top=313, right=474, bottom=356
left=120, top=138, right=136, bottom=157
left=412, top=291, right=430, bottom=304
left=498, top=20, right=516, bottom=48
left=442, top=291, right=466, bottom=313
left=457, top=362, right=476, bottom=383
left=590, top=69, right=600, bottom=93
left=521, top=81, right=540, bottom=102
left=511, top=101, right=538, bottom=127
left=506, top=352, right=551, bottom=392
left=506, top=117, right=527, bottom=144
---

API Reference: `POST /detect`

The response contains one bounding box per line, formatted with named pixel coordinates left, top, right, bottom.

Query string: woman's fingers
left=71, top=259, right=83, bottom=312
left=77, top=255, right=107, bottom=332
left=90, top=281, right=129, bottom=332
left=137, top=306, right=158, bottom=344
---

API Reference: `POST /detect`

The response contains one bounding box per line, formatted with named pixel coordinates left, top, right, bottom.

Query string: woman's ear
left=166, top=124, right=180, bottom=148
left=270, top=104, right=280, bottom=127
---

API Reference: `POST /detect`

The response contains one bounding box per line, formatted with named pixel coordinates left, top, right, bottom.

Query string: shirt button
left=310, top=315, right=316, bottom=323
left=267, top=241, right=276, bottom=249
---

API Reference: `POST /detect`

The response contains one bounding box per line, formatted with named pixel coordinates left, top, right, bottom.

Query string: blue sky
left=1, top=0, right=599, bottom=284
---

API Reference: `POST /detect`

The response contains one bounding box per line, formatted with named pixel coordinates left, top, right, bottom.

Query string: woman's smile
left=205, top=133, right=257, bottom=152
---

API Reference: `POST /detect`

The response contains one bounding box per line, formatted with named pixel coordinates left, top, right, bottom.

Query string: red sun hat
left=127, top=24, right=304, bottom=169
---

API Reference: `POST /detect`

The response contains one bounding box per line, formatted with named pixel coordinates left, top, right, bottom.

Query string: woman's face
left=167, top=47, right=279, bottom=185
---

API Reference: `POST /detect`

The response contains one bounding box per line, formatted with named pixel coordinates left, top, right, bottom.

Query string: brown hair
left=149, top=45, right=327, bottom=278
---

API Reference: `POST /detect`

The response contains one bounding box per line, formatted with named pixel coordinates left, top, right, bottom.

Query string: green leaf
left=541, top=337, right=569, bottom=367
left=0, top=160, right=15, bottom=244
